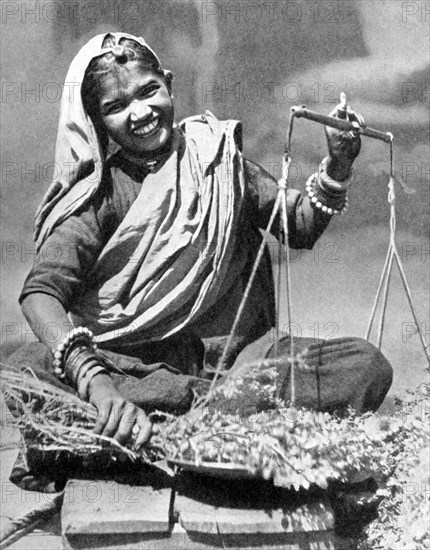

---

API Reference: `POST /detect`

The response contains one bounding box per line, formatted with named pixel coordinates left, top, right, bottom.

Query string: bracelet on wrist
left=75, top=359, right=100, bottom=388
left=67, top=347, right=103, bottom=386
left=306, top=172, right=348, bottom=216
left=53, top=327, right=97, bottom=380
left=52, top=326, right=112, bottom=401
left=320, top=156, right=353, bottom=190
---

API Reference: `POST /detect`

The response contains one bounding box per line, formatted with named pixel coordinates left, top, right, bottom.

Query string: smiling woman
left=98, top=65, right=174, bottom=154
left=82, top=34, right=175, bottom=157
left=7, top=31, right=393, bottom=491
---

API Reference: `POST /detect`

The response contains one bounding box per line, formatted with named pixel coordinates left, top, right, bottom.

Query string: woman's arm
left=245, top=102, right=362, bottom=248
left=21, top=292, right=151, bottom=449
left=20, top=188, right=152, bottom=448
left=244, top=159, right=332, bottom=249
left=21, top=293, right=72, bottom=351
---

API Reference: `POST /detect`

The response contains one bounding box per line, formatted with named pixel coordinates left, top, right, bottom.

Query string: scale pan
left=167, top=458, right=259, bottom=479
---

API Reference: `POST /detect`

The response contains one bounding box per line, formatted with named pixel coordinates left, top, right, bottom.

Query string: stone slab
left=63, top=523, right=356, bottom=550
left=61, top=478, right=172, bottom=535
left=175, top=472, right=334, bottom=535
left=60, top=470, right=357, bottom=550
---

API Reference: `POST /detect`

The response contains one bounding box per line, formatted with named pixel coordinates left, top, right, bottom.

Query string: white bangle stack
left=306, top=157, right=352, bottom=216
left=52, top=326, right=110, bottom=401
left=53, top=327, right=96, bottom=380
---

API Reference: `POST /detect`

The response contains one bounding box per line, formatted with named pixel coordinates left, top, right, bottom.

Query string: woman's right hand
left=88, top=373, right=152, bottom=451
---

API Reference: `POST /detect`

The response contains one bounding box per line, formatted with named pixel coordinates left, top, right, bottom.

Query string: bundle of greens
left=359, top=384, right=430, bottom=550
left=151, top=361, right=428, bottom=493
left=1, top=366, right=137, bottom=461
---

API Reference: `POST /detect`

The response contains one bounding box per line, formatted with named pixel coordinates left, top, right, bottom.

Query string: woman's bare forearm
left=20, top=294, right=142, bottom=435
left=21, top=293, right=73, bottom=352
left=21, top=292, right=119, bottom=394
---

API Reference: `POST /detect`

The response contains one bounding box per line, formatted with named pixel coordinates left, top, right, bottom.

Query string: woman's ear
left=163, top=69, right=174, bottom=95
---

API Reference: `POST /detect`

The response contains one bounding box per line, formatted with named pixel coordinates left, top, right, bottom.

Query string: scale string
left=202, top=104, right=429, bottom=409
left=202, top=188, right=284, bottom=406
left=366, top=140, right=429, bottom=362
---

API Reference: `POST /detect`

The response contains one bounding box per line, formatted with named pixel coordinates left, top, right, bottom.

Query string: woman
left=9, top=32, right=392, bottom=454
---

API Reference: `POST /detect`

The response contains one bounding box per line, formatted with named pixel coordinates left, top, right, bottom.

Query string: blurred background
left=1, top=0, right=429, bottom=401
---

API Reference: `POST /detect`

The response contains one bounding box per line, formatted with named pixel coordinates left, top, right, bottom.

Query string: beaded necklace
left=121, top=147, right=171, bottom=172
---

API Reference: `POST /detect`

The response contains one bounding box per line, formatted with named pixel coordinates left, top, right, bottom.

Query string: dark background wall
left=1, top=0, right=429, bottom=396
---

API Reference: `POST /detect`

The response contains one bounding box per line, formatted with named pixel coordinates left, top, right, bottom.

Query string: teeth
left=133, top=118, right=159, bottom=136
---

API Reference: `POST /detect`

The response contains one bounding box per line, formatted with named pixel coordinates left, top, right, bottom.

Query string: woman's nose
left=129, top=100, right=151, bottom=121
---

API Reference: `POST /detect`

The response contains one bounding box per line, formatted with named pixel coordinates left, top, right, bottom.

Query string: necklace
left=121, top=147, right=171, bottom=172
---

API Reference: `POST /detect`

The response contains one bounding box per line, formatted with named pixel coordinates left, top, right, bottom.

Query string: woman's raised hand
left=324, top=93, right=364, bottom=182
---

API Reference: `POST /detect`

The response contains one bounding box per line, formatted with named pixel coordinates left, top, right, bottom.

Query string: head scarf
left=34, top=32, right=162, bottom=250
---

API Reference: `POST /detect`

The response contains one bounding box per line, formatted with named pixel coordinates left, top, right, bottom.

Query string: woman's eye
left=112, top=103, right=125, bottom=114
left=139, top=85, right=158, bottom=97
left=104, top=103, right=123, bottom=115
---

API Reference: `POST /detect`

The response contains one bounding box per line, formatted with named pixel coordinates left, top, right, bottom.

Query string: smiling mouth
left=131, top=116, right=161, bottom=138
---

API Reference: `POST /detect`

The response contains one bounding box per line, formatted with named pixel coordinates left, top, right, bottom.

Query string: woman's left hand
left=324, top=100, right=365, bottom=182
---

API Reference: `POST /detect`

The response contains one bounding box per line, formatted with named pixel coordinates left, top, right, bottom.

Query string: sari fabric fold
left=72, top=117, right=246, bottom=344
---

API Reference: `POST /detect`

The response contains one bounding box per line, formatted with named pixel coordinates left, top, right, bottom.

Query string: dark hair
left=82, top=34, right=172, bottom=122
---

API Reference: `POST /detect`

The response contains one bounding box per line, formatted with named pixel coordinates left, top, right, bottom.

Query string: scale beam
left=290, top=105, right=393, bottom=143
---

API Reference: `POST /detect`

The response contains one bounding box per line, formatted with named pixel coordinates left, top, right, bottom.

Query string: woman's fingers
left=328, top=102, right=346, bottom=118
left=355, top=111, right=365, bottom=127
left=93, top=400, right=112, bottom=435
left=113, top=403, right=138, bottom=444
left=328, top=102, right=365, bottom=127
left=343, top=107, right=365, bottom=128
left=325, top=99, right=363, bottom=164
left=91, top=395, right=151, bottom=450
left=102, top=401, right=124, bottom=438
left=330, top=103, right=345, bottom=120
left=93, top=397, right=130, bottom=439
left=133, top=413, right=152, bottom=450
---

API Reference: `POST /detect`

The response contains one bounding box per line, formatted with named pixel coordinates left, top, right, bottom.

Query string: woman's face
left=97, top=62, right=174, bottom=154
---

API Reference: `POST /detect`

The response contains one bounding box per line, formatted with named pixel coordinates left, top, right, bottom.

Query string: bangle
left=53, top=327, right=96, bottom=380
left=76, top=359, right=100, bottom=388
left=320, top=156, right=353, bottom=190
left=78, top=366, right=108, bottom=401
left=306, top=172, right=348, bottom=216
left=317, top=171, right=349, bottom=214
left=66, top=346, right=100, bottom=386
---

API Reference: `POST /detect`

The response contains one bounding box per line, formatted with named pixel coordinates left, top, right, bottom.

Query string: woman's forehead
left=98, top=62, right=161, bottom=102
